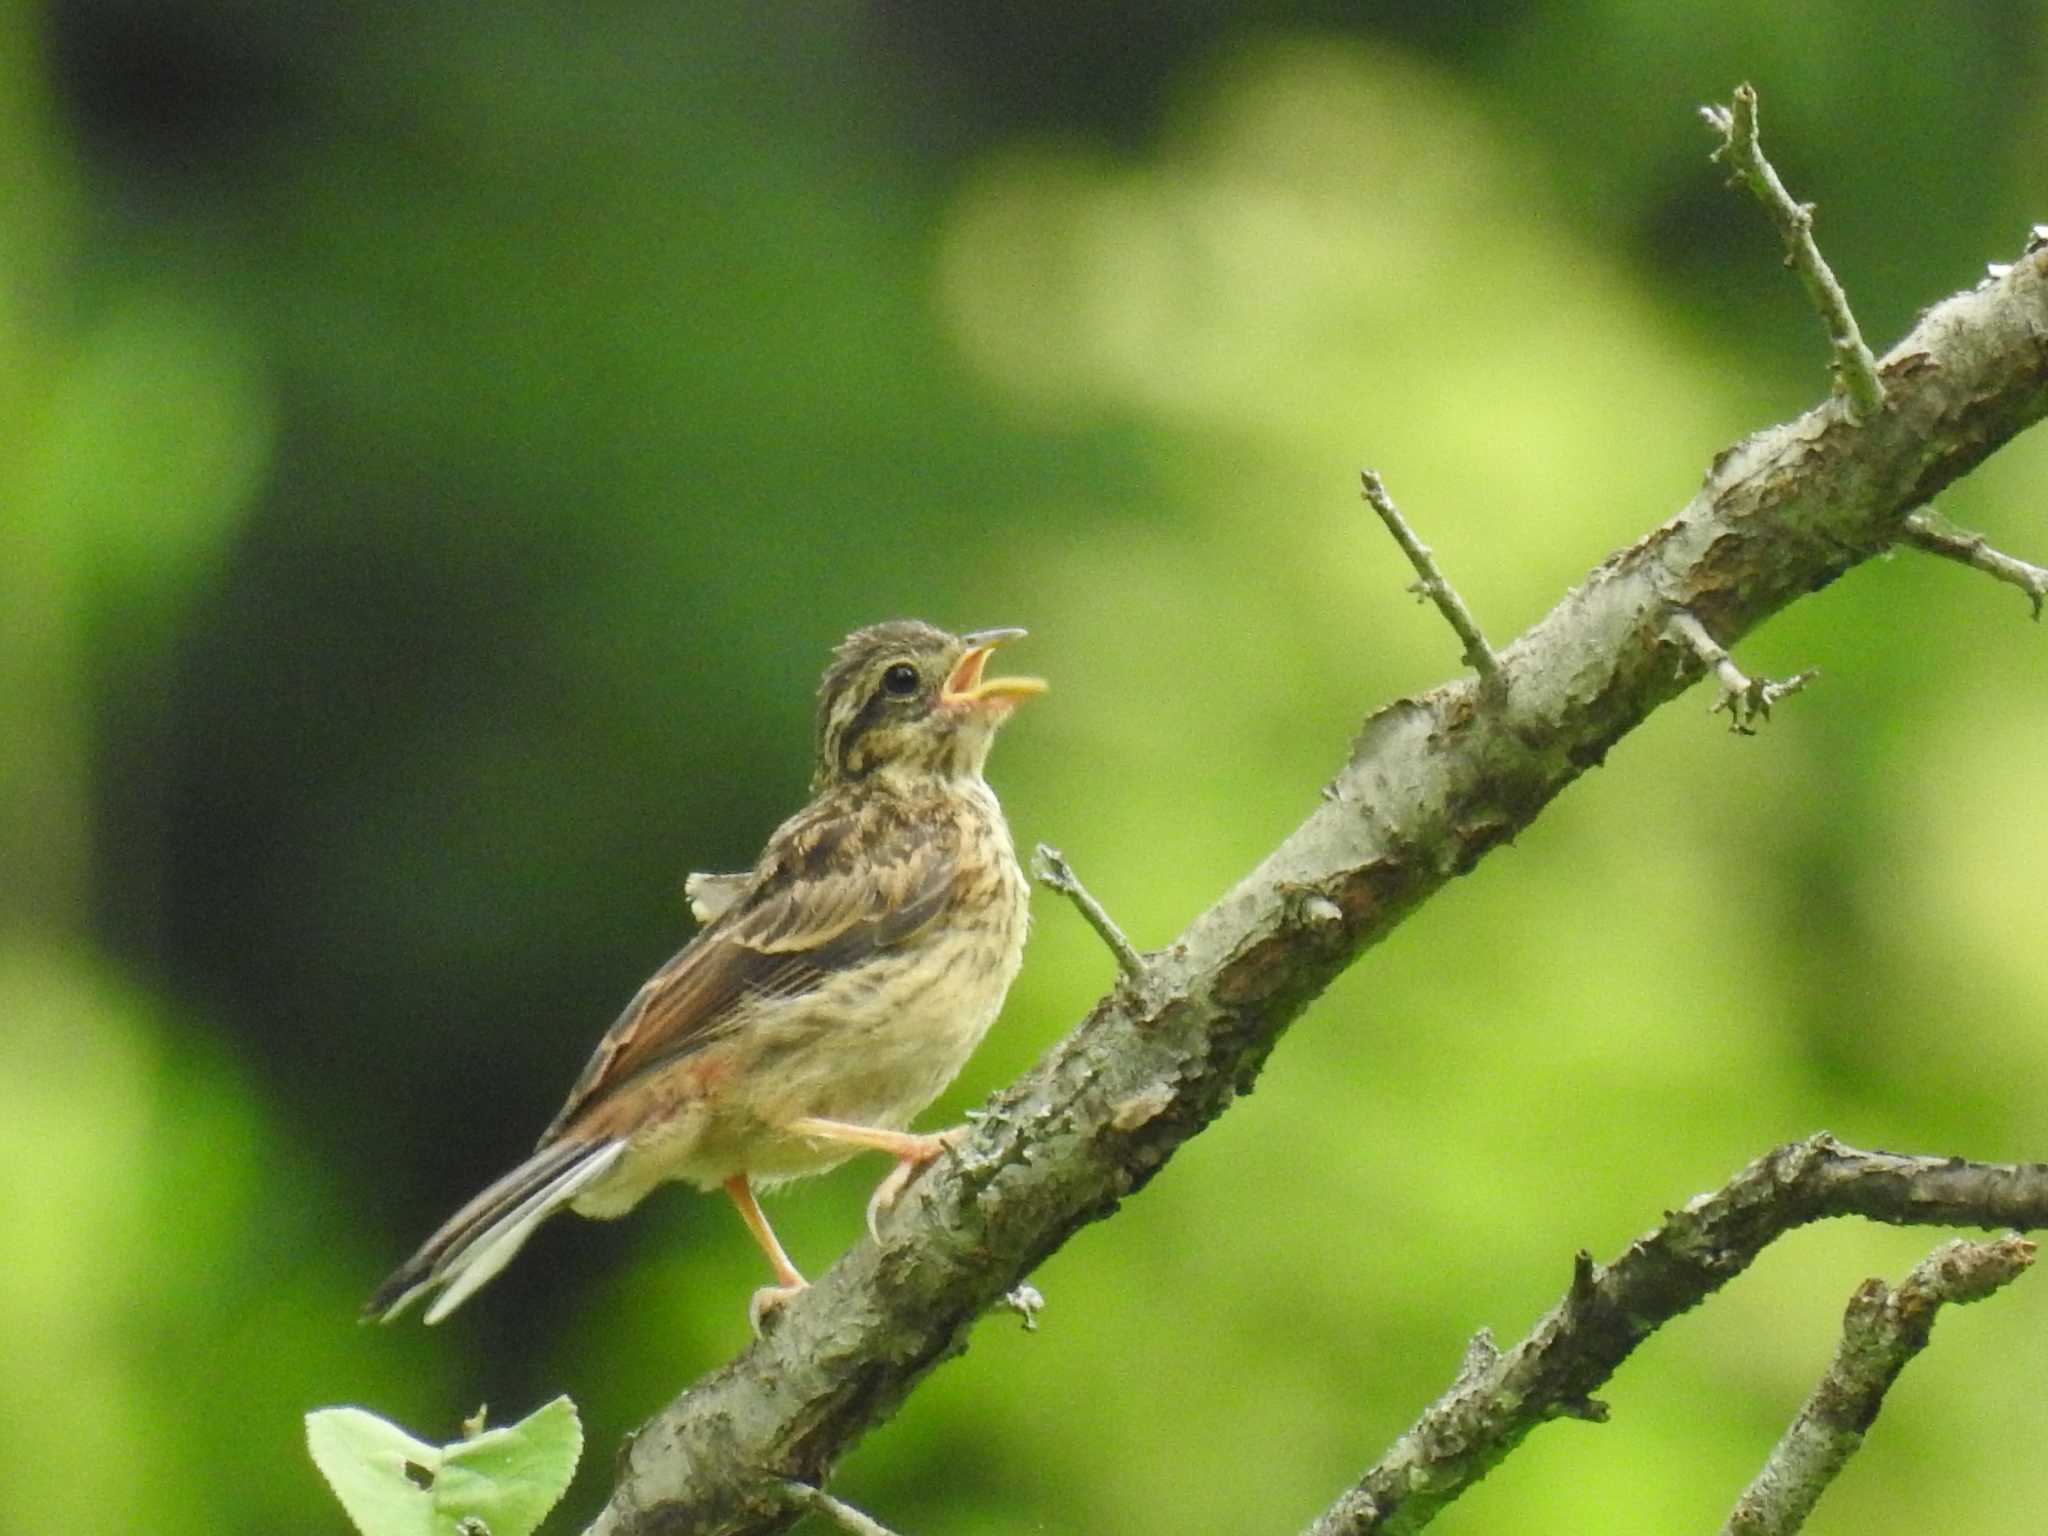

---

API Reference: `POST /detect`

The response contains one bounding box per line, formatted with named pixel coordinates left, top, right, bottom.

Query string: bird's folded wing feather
left=683, top=871, right=750, bottom=924
left=540, top=806, right=960, bottom=1145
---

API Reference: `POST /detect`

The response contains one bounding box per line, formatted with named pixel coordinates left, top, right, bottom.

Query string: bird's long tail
left=363, top=1137, right=628, bottom=1325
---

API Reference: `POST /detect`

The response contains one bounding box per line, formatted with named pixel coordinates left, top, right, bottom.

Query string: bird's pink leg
left=724, top=1174, right=807, bottom=1333
left=786, top=1116, right=969, bottom=1240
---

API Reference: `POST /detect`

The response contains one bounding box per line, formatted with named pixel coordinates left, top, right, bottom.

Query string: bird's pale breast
left=572, top=781, right=1028, bottom=1211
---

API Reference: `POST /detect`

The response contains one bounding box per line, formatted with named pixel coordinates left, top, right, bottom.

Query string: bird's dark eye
left=881, top=662, right=920, bottom=698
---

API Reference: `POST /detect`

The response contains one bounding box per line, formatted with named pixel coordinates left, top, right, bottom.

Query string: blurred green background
left=6, top=2, right=2047, bottom=1532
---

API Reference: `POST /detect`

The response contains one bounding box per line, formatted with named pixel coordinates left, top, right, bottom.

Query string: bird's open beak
left=942, top=628, right=1048, bottom=710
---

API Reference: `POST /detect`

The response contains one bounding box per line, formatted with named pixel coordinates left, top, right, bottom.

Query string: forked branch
left=1665, top=608, right=1819, bottom=732
left=1305, top=1137, right=2048, bottom=1535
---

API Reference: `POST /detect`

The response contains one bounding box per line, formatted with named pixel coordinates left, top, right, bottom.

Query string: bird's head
left=813, top=620, right=1046, bottom=791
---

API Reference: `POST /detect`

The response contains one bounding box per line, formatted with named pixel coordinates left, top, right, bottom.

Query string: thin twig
left=1721, top=1235, right=2037, bottom=1536
left=1665, top=609, right=1819, bottom=732
left=1304, top=1137, right=2048, bottom=1536
left=1901, top=508, right=2048, bottom=619
left=1702, top=86, right=1885, bottom=419
left=1360, top=470, right=1500, bottom=680
left=780, top=1482, right=910, bottom=1536
left=1031, top=843, right=1148, bottom=981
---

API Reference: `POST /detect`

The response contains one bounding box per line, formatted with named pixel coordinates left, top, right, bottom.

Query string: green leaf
left=306, top=1397, right=583, bottom=1536
left=436, top=1398, right=583, bottom=1536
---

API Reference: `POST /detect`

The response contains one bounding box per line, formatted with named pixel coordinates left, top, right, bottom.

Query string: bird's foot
left=748, top=1279, right=808, bottom=1336
left=865, top=1126, right=970, bottom=1241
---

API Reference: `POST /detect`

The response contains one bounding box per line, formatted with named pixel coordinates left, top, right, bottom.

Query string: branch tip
left=1702, top=85, right=1884, bottom=419
left=1665, top=610, right=1818, bottom=732
left=1568, top=1249, right=1599, bottom=1307
left=1359, top=469, right=1501, bottom=681
left=1548, top=1396, right=1610, bottom=1424
left=1901, top=509, right=2048, bottom=619
left=1904, top=1232, right=2035, bottom=1305
left=1031, top=843, right=1149, bottom=982
left=1719, top=1234, right=2037, bottom=1536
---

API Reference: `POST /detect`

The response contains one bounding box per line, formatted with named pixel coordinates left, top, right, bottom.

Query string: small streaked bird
left=365, top=621, right=1045, bottom=1329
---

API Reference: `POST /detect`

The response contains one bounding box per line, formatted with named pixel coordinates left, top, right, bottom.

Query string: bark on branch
left=1720, top=1232, right=2037, bottom=1536
left=583, top=209, right=2048, bottom=1536
left=1305, top=1137, right=2048, bottom=1536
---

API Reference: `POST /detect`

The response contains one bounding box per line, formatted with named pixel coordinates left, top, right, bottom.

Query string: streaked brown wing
left=538, top=801, right=960, bottom=1145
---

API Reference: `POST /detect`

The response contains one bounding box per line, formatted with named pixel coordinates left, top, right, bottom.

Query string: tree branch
left=1304, top=1136, right=2048, bottom=1536
left=1665, top=608, right=1819, bottom=732
left=583, top=163, right=2048, bottom=1536
left=1359, top=470, right=1500, bottom=680
left=1900, top=507, right=2048, bottom=619
left=1720, top=1233, right=2036, bottom=1536
left=1031, top=842, right=1149, bottom=983
left=1702, top=84, right=1885, bottom=418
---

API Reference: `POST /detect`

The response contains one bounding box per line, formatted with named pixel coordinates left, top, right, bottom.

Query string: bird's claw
left=748, top=1280, right=807, bottom=1337
left=865, top=1126, right=970, bottom=1242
